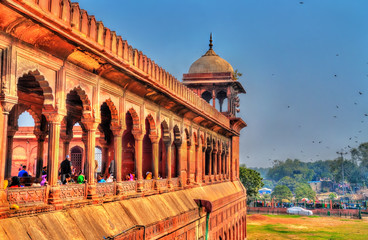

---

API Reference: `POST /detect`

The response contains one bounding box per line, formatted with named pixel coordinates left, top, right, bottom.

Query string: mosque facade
left=0, top=0, right=247, bottom=239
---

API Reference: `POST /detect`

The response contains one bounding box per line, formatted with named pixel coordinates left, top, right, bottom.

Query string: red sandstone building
left=0, top=1, right=247, bottom=239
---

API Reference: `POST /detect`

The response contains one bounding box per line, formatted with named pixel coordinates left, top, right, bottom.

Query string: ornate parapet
left=7, top=186, right=47, bottom=206
left=59, top=184, right=86, bottom=202
left=120, top=181, right=136, bottom=195
left=96, top=182, right=115, bottom=198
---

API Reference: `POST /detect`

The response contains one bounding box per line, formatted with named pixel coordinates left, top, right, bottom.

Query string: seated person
left=18, top=165, right=30, bottom=177
left=8, top=176, right=22, bottom=188
left=77, top=174, right=85, bottom=184
left=63, top=173, right=75, bottom=184
left=145, top=172, right=152, bottom=180
left=97, top=175, right=106, bottom=183
left=42, top=166, right=47, bottom=175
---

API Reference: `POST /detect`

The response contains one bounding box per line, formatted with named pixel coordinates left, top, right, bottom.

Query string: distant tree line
left=247, top=142, right=368, bottom=200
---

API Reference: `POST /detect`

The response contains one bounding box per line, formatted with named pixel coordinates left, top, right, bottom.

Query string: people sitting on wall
left=106, top=174, right=114, bottom=183
left=97, top=175, right=106, bottom=183
left=145, top=172, right=152, bottom=180
left=18, top=165, right=30, bottom=177
left=63, top=173, right=75, bottom=184
left=77, top=172, right=85, bottom=184
left=8, top=176, right=23, bottom=188
left=40, top=174, right=47, bottom=186
left=42, top=166, right=47, bottom=175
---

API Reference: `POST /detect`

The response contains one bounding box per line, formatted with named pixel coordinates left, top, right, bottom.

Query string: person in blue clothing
left=97, top=174, right=106, bottom=183
left=18, top=165, right=30, bottom=177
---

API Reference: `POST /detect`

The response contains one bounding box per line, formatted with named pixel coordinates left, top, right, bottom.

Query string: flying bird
left=359, top=92, right=363, bottom=95
left=299, top=1, right=304, bottom=4
left=336, top=105, right=339, bottom=108
left=334, top=74, right=337, bottom=77
left=333, top=116, right=337, bottom=118
left=364, top=114, right=368, bottom=117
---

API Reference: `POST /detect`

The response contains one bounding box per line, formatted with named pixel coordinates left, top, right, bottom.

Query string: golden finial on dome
left=209, top=33, right=213, bottom=50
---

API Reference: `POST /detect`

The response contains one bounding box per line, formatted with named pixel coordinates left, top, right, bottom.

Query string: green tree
left=294, top=183, right=316, bottom=201
left=233, top=69, right=242, bottom=80
left=271, top=185, right=293, bottom=200
left=277, top=176, right=298, bottom=192
left=267, top=159, right=314, bottom=182
left=329, top=192, right=337, bottom=200
left=262, top=179, right=275, bottom=189
left=239, top=167, right=264, bottom=197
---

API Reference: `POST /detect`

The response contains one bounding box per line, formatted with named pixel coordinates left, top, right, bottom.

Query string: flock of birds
left=246, top=51, right=367, bottom=164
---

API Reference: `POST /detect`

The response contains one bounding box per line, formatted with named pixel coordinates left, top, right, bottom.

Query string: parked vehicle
left=286, top=207, right=313, bottom=216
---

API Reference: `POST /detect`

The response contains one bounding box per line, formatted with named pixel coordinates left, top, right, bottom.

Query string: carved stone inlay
left=59, top=184, right=86, bottom=201
left=171, top=177, right=179, bottom=188
left=7, top=187, right=46, bottom=206
left=121, top=181, right=136, bottom=194
left=96, top=182, right=115, bottom=197
left=143, top=179, right=154, bottom=191
left=157, top=179, right=168, bottom=189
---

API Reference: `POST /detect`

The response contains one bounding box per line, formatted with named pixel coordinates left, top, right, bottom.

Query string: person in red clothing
left=8, top=176, right=22, bottom=188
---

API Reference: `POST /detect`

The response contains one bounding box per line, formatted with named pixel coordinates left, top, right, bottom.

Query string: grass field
left=247, top=214, right=368, bottom=240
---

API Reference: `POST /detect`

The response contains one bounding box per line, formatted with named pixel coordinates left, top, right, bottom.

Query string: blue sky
left=19, top=0, right=368, bottom=167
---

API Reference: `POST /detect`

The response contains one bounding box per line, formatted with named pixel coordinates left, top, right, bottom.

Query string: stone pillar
left=177, top=141, right=184, bottom=187
left=63, top=140, right=71, bottom=160
left=208, top=148, right=213, bottom=177
left=186, top=141, right=192, bottom=185
left=112, top=128, right=123, bottom=195
left=133, top=132, right=144, bottom=192
left=150, top=135, right=159, bottom=180
left=0, top=102, right=15, bottom=211
left=45, top=112, right=63, bottom=205
left=212, top=149, right=217, bottom=180
left=195, top=144, right=199, bottom=183
left=112, top=127, right=123, bottom=177
left=83, top=121, right=99, bottom=200
left=166, top=140, right=172, bottom=186
left=202, top=146, right=206, bottom=182
left=5, top=127, right=16, bottom=178
left=34, top=130, right=46, bottom=178
left=218, top=149, right=222, bottom=180
left=101, top=145, right=109, bottom=176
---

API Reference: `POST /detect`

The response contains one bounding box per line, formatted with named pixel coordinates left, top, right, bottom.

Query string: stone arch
left=103, top=98, right=119, bottom=125
left=15, top=106, right=41, bottom=128
left=193, top=131, right=198, bottom=146
left=127, top=107, right=140, bottom=131
left=159, top=120, right=169, bottom=178
left=68, top=86, right=93, bottom=118
left=18, top=70, right=54, bottom=105
left=184, top=128, right=190, bottom=146
left=172, top=125, right=181, bottom=177
left=146, top=114, right=156, bottom=136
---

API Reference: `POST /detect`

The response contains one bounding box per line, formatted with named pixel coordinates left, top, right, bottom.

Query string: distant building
left=259, top=188, right=272, bottom=195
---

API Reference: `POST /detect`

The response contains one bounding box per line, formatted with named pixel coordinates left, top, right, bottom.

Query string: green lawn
left=247, top=214, right=368, bottom=240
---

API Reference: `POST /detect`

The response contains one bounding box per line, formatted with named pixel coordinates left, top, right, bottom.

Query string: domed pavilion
left=183, top=34, right=246, bottom=117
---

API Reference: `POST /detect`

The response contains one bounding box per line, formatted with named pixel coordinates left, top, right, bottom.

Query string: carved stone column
left=150, top=135, right=159, bottom=180
left=212, top=149, right=218, bottom=181
left=186, top=140, right=192, bottom=185
left=83, top=120, right=99, bottom=200
left=166, top=140, right=172, bottom=188
left=44, top=112, right=63, bottom=206
left=195, top=143, right=199, bottom=183
left=0, top=101, right=15, bottom=211
left=5, top=127, right=16, bottom=179
left=218, top=149, right=222, bottom=180
left=112, top=127, right=123, bottom=195
left=34, top=130, right=47, bottom=178
left=202, top=146, right=206, bottom=182
left=133, top=131, right=144, bottom=192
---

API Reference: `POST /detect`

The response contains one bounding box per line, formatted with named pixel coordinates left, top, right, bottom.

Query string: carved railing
left=156, top=179, right=168, bottom=190
left=171, top=178, right=179, bottom=188
left=60, top=184, right=86, bottom=201
left=96, top=182, right=116, bottom=197
left=143, top=179, right=154, bottom=191
left=120, top=181, right=136, bottom=194
left=7, top=186, right=47, bottom=206
left=13, top=0, right=230, bottom=129
left=204, top=175, right=210, bottom=183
